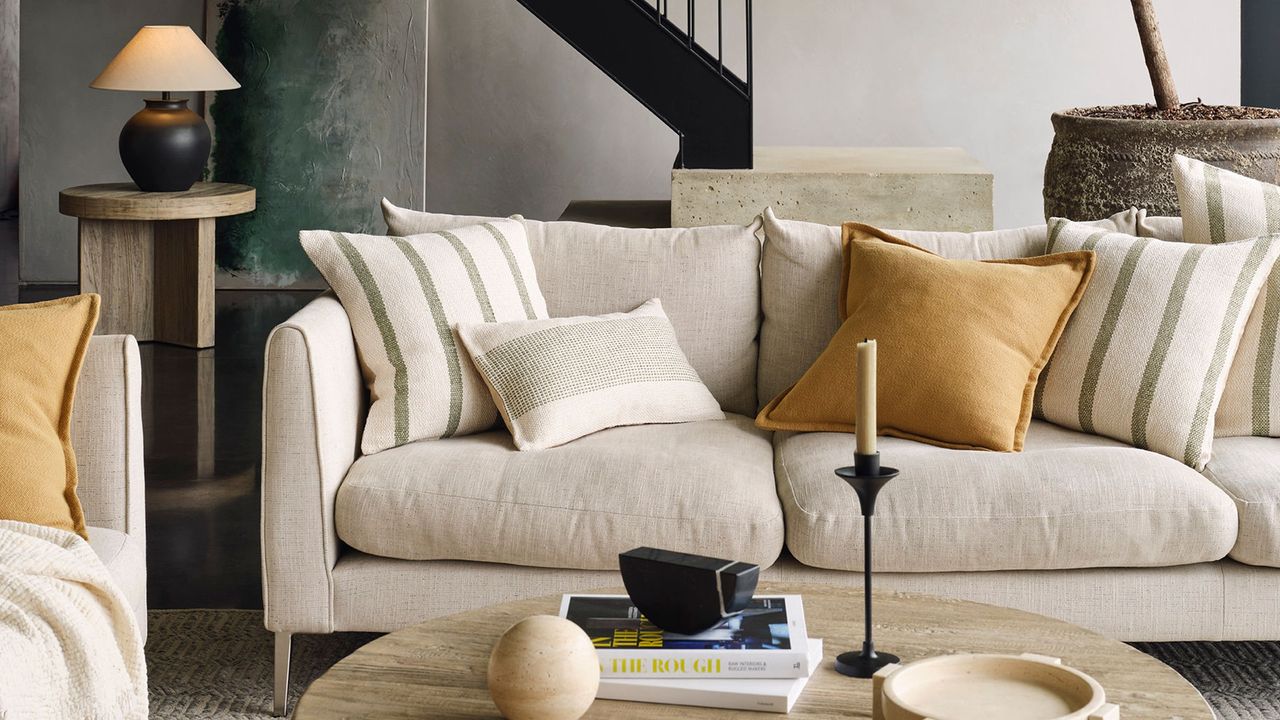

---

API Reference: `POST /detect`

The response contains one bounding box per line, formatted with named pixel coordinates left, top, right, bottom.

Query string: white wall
left=426, top=0, right=1241, bottom=228
left=19, top=0, right=205, bottom=283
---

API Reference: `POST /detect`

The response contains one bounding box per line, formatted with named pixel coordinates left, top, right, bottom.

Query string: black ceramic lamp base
left=119, top=97, right=211, bottom=192
left=833, top=452, right=901, bottom=680
left=835, top=649, right=900, bottom=678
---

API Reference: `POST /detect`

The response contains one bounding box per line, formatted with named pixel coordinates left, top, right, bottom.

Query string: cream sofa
left=75, top=335, right=148, bottom=638
left=262, top=213, right=1280, bottom=714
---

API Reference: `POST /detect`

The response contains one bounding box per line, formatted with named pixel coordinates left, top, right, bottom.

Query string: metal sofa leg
left=274, top=632, right=292, bottom=716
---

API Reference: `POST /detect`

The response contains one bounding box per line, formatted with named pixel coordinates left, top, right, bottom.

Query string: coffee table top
left=294, top=583, right=1211, bottom=719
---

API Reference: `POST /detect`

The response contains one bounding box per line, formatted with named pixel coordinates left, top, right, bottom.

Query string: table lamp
left=90, top=25, right=240, bottom=192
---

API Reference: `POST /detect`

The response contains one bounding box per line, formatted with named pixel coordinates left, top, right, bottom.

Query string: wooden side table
left=59, top=182, right=256, bottom=348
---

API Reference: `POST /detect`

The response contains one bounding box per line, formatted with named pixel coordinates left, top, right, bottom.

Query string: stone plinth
left=671, top=146, right=993, bottom=230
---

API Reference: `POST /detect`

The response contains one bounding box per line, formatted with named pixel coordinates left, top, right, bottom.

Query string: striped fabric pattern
left=300, top=219, right=547, bottom=454
left=457, top=298, right=724, bottom=451
left=1174, top=154, right=1280, bottom=437
left=1036, top=219, right=1280, bottom=469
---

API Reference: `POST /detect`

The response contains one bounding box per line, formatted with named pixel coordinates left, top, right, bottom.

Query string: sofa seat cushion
left=776, top=421, right=1237, bottom=573
left=87, top=526, right=147, bottom=639
left=335, top=414, right=783, bottom=570
left=1205, top=437, right=1280, bottom=567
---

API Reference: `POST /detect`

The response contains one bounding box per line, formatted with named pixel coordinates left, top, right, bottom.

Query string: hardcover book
left=559, top=594, right=812, bottom=678
left=597, top=639, right=824, bottom=713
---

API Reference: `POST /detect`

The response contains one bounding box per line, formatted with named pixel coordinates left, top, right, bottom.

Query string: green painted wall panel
left=208, top=0, right=426, bottom=288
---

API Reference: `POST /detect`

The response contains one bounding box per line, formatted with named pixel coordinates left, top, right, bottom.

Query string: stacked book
left=559, top=594, right=822, bottom=713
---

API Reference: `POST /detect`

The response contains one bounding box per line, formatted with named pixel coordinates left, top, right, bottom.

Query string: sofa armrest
left=261, top=293, right=365, bottom=634
left=72, top=335, right=145, bottom=540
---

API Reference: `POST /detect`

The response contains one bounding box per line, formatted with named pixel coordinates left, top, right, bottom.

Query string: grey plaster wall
left=1, top=0, right=17, bottom=213
left=19, top=0, right=203, bottom=283
left=425, top=0, right=1241, bottom=228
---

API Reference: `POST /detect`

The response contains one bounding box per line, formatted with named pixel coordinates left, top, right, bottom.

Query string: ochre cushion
left=755, top=207, right=1142, bottom=409
left=756, top=225, right=1094, bottom=452
left=334, top=414, right=782, bottom=570
left=0, top=294, right=99, bottom=539
left=774, top=422, right=1237, bottom=572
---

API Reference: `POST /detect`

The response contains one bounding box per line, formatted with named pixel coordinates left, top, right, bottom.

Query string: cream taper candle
left=856, top=339, right=877, bottom=455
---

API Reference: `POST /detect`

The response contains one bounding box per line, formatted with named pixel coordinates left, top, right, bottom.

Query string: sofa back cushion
left=383, top=199, right=762, bottom=415
left=756, top=207, right=1144, bottom=407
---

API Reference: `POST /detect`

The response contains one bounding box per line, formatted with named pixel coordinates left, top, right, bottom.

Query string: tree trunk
left=1131, top=0, right=1179, bottom=109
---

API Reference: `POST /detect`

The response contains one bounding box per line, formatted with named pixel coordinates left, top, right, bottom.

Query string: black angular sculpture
left=619, top=547, right=759, bottom=635
left=833, top=452, right=900, bottom=678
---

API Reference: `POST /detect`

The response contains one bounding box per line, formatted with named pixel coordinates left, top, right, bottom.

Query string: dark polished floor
left=9, top=263, right=317, bottom=608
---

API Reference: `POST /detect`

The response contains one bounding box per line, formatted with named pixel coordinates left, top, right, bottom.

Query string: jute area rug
left=147, top=610, right=1279, bottom=719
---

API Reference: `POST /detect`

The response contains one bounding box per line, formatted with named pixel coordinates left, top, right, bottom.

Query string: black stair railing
left=515, top=0, right=754, bottom=169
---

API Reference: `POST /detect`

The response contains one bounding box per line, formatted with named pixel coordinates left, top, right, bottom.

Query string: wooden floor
left=3, top=256, right=316, bottom=608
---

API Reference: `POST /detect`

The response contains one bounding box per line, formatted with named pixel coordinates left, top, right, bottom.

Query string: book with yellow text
left=559, top=594, right=812, bottom=678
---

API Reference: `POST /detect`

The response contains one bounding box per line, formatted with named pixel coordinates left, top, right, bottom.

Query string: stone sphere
left=488, top=615, right=600, bottom=720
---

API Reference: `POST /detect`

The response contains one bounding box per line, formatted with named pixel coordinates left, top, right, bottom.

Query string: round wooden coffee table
left=293, top=583, right=1212, bottom=719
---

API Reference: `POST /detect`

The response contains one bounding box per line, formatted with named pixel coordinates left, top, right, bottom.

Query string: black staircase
left=514, top=0, right=753, bottom=169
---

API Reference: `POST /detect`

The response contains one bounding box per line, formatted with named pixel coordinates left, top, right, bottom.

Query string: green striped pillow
left=1173, top=154, right=1280, bottom=437
left=457, top=299, right=724, bottom=451
left=1036, top=219, right=1280, bottom=469
left=300, top=219, right=547, bottom=454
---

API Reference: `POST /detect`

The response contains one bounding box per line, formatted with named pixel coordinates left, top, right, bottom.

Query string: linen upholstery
left=1038, top=221, right=1280, bottom=468
left=324, top=550, right=1280, bottom=642
left=0, top=295, right=99, bottom=538
left=1173, top=154, right=1280, bottom=438
left=73, top=336, right=145, bottom=539
left=774, top=420, right=1237, bottom=573
left=334, top=414, right=782, bottom=570
left=74, top=335, right=148, bottom=638
left=758, top=227, right=1093, bottom=452
left=1204, top=437, right=1280, bottom=568
left=458, top=299, right=723, bottom=450
left=263, top=293, right=1280, bottom=646
left=381, top=199, right=762, bottom=415
left=87, top=527, right=147, bottom=638
left=756, top=207, right=1143, bottom=407
left=261, top=294, right=365, bottom=634
left=300, top=221, right=546, bottom=453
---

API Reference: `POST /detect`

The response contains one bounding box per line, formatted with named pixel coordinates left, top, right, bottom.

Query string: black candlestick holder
left=833, top=451, right=900, bottom=678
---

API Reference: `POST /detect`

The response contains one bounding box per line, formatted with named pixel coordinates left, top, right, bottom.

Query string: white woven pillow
left=300, top=219, right=547, bottom=454
left=457, top=298, right=724, bottom=450
left=1173, top=154, right=1280, bottom=437
left=1036, top=219, right=1280, bottom=469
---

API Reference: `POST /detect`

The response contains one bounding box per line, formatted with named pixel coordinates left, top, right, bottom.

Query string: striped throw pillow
left=1035, top=219, right=1280, bottom=469
left=1173, top=154, right=1280, bottom=437
left=457, top=299, right=724, bottom=450
left=300, top=219, right=547, bottom=454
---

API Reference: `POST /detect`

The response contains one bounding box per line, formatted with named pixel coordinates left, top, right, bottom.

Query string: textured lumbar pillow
left=1173, top=154, right=1280, bottom=437
left=457, top=298, right=723, bottom=450
left=0, top=294, right=100, bottom=539
left=1037, top=218, right=1280, bottom=469
left=300, top=220, right=547, bottom=454
left=756, top=225, right=1095, bottom=452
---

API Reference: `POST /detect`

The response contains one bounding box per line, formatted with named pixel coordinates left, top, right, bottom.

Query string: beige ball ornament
left=488, top=615, right=600, bottom=720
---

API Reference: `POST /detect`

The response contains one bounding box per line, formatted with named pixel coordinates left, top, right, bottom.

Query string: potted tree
left=1043, top=0, right=1280, bottom=220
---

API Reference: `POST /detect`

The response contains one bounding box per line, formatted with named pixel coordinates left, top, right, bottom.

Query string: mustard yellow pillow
left=0, top=294, right=99, bottom=538
left=756, top=224, right=1094, bottom=451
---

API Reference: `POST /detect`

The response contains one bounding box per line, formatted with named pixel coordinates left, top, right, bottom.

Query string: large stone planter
left=1043, top=111, right=1280, bottom=220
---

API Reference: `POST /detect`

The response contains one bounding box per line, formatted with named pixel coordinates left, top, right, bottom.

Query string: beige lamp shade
left=91, top=25, right=240, bottom=92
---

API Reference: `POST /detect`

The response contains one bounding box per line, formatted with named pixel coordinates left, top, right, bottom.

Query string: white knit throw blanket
left=0, top=520, right=147, bottom=719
